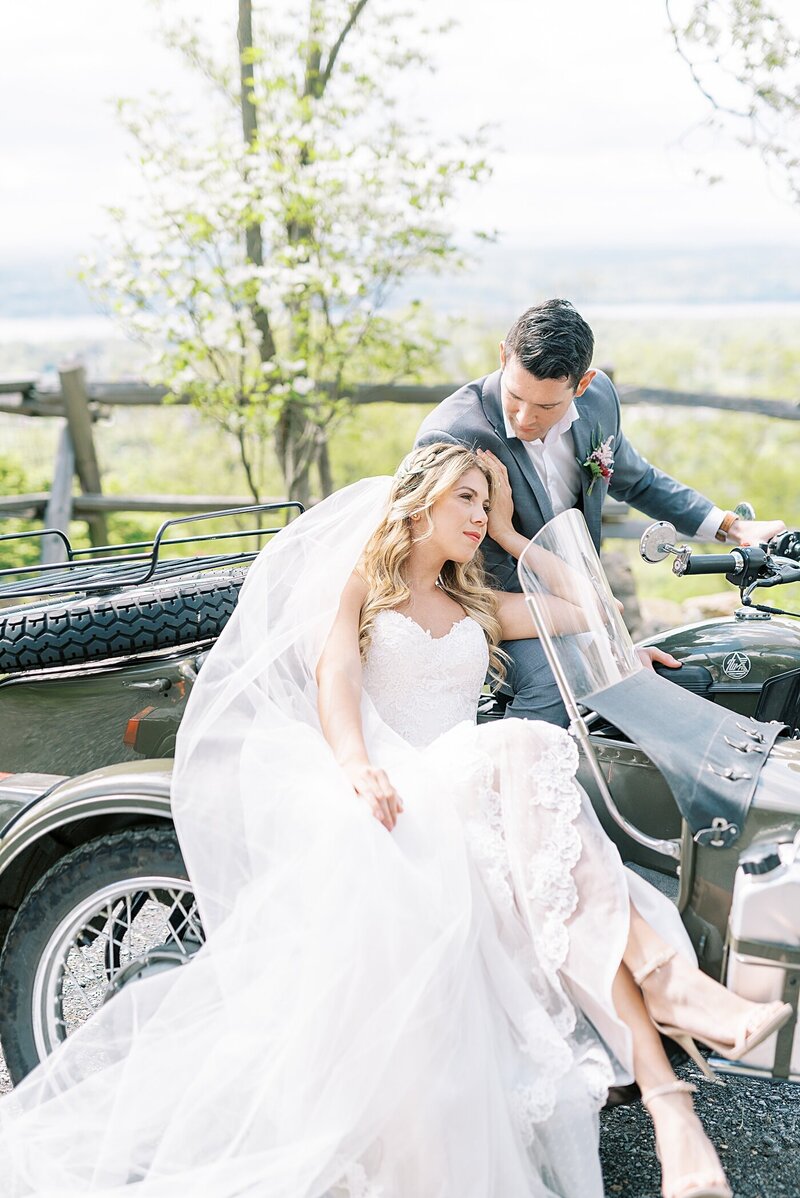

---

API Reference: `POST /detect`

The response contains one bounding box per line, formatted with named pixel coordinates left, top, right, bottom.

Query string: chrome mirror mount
left=639, top=521, right=678, bottom=564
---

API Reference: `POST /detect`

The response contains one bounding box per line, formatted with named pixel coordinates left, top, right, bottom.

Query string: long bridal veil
left=0, top=476, right=608, bottom=1198
left=174, top=475, right=397, bottom=929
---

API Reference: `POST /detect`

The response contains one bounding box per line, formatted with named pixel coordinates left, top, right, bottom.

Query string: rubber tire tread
left=0, top=571, right=245, bottom=672
left=0, top=826, right=189, bottom=1084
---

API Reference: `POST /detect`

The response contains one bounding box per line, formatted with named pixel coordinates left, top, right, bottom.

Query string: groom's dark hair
left=504, top=299, right=594, bottom=389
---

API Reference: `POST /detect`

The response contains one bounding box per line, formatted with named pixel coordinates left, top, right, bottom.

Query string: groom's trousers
left=500, top=636, right=569, bottom=728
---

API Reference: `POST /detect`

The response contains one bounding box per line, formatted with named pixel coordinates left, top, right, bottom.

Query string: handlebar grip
left=681, top=553, right=740, bottom=575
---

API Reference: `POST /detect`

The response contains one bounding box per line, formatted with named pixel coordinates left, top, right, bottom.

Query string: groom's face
left=499, top=347, right=594, bottom=442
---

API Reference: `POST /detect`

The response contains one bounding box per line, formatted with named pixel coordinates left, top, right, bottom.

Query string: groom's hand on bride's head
left=344, top=761, right=404, bottom=831
left=476, top=449, right=515, bottom=544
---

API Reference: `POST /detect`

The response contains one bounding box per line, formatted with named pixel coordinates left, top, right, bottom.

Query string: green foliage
left=4, top=313, right=799, bottom=612
left=592, top=316, right=800, bottom=400
left=0, top=456, right=47, bottom=571
left=592, top=312, right=800, bottom=607
left=667, top=0, right=800, bottom=203
left=591, top=316, right=800, bottom=575
left=623, top=409, right=800, bottom=526
left=0, top=457, right=31, bottom=497
left=84, top=1, right=490, bottom=504
left=328, top=401, right=430, bottom=484
left=328, top=313, right=800, bottom=605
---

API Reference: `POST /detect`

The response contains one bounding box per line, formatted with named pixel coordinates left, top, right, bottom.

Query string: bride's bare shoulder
left=338, top=569, right=369, bottom=618
left=316, top=572, right=370, bottom=680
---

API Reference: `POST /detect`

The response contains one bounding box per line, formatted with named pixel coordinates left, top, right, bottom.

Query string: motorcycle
left=0, top=504, right=300, bottom=1082
left=519, top=510, right=800, bottom=1084
left=2, top=505, right=800, bottom=1088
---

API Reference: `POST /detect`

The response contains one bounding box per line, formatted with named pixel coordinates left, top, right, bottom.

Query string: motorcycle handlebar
left=771, top=530, right=800, bottom=562
left=679, top=552, right=740, bottom=576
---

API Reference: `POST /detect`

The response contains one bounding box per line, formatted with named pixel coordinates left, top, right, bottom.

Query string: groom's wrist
left=715, top=511, right=739, bottom=543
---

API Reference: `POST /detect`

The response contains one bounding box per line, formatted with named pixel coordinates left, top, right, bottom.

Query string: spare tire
left=0, top=570, right=245, bottom=673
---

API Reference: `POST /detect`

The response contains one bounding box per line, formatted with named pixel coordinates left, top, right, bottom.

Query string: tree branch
left=304, top=0, right=324, bottom=98
left=665, top=0, right=762, bottom=121
left=238, top=0, right=277, bottom=361
left=236, top=425, right=262, bottom=504
left=318, top=0, right=371, bottom=95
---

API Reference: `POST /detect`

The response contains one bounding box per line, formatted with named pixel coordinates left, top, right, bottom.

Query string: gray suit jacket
left=416, top=369, right=714, bottom=591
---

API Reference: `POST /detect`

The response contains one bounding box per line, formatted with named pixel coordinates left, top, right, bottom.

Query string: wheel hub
left=31, top=874, right=204, bottom=1060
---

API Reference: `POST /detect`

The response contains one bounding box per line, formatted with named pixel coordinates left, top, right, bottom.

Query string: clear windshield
left=517, top=508, right=641, bottom=703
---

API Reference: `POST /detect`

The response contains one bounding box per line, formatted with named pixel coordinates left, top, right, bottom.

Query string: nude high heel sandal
left=640, top=1081, right=732, bottom=1198
left=633, top=947, right=794, bottom=1083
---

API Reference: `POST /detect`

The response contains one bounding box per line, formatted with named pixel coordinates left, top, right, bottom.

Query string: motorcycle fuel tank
left=644, top=615, right=800, bottom=717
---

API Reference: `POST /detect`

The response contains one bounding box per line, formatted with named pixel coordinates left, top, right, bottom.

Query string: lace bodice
left=362, top=610, right=489, bottom=748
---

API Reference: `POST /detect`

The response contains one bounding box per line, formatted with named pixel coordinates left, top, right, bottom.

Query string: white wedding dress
left=0, top=478, right=694, bottom=1198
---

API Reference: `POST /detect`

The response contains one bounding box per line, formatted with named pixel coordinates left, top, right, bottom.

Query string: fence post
left=41, top=423, right=75, bottom=564
left=58, top=361, right=108, bottom=547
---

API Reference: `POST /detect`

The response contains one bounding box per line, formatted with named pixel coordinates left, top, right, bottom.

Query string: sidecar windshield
left=517, top=509, right=642, bottom=703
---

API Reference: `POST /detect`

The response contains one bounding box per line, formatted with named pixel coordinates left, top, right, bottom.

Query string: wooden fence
left=1, top=365, right=799, bottom=562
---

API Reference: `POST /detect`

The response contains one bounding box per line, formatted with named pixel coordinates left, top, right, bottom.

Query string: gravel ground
left=596, top=866, right=800, bottom=1196
left=600, top=1061, right=800, bottom=1197
left=1, top=1038, right=797, bottom=1195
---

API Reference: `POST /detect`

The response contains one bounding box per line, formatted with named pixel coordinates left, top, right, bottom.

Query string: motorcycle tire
left=0, top=570, right=244, bottom=673
left=0, top=826, right=200, bottom=1084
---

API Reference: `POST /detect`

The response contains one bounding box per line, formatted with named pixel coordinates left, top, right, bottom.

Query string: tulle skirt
left=0, top=716, right=693, bottom=1197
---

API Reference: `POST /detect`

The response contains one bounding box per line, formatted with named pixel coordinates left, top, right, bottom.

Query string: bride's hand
left=343, top=761, right=404, bottom=831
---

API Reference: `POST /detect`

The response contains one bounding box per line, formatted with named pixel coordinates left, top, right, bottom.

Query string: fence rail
left=1, top=366, right=797, bottom=561
left=1, top=378, right=799, bottom=420
left=0, top=493, right=266, bottom=517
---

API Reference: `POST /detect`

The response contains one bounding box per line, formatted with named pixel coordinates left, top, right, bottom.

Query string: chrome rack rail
left=0, top=502, right=304, bottom=599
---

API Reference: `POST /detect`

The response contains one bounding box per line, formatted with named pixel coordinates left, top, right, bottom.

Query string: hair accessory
left=395, top=447, right=442, bottom=481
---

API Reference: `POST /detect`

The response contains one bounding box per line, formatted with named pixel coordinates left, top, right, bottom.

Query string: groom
left=416, top=298, right=785, bottom=726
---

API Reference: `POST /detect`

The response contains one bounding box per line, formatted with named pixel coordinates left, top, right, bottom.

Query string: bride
left=0, top=442, right=790, bottom=1198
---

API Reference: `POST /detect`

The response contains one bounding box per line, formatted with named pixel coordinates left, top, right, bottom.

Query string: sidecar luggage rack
left=0, top=502, right=303, bottom=600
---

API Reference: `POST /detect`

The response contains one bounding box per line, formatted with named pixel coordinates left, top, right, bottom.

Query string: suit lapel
left=571, top=399, right=603, bottom=545
left=480, top=372, right=555, bottom=525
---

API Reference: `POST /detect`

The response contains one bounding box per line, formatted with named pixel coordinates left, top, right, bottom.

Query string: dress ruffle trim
left=457, top=724, right=615, bottom=1131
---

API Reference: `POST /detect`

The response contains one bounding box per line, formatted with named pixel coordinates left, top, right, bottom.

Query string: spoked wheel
left=0, top=827, right=204, bottom=1083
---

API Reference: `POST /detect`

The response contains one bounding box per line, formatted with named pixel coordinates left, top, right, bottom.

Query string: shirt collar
left=502, top=400, right=580, bottom=446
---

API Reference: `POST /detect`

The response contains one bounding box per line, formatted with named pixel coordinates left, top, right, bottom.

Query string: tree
left=666, top=0, right=800, bottom=203
left=85, top=1, right=490, bottom=503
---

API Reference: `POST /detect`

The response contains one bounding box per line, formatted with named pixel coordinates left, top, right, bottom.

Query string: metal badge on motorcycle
left=723, top=652, right=752, bottom=680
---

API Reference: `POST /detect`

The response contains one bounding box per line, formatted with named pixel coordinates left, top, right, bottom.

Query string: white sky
left=1, top=0, right=798, bottom=261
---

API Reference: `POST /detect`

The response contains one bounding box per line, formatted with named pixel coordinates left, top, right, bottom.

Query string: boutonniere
left=578, top=426, right=614, bottom=495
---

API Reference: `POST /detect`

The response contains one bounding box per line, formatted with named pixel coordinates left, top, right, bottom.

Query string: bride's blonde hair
left=359, top=442, right=507, bottom=683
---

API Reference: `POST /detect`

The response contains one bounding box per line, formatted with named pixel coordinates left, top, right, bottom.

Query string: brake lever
left=750, top=558, right=800, bottom=588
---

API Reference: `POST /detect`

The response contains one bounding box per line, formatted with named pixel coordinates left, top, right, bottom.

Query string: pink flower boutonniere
left=579, top=427, right=614, bottom=495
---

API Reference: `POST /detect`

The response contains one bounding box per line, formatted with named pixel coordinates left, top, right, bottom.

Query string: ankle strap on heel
left=640, top=1080, right=697, bottom=1107
left=632, top=947, right=676, bottom=988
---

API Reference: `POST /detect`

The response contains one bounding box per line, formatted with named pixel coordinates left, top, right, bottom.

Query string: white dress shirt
left=503, top=403, right=724, bottom=538
left=695, top=505, right=726, bottom=541
left=503, top=402, right=582, bottom=516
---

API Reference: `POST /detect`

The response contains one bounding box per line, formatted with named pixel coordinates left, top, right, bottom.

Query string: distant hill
left=0, top=258, right=98, bottom=319
left=3, top=243, right=800, bottom=322
left=394, top=242, right=800, bottom=317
